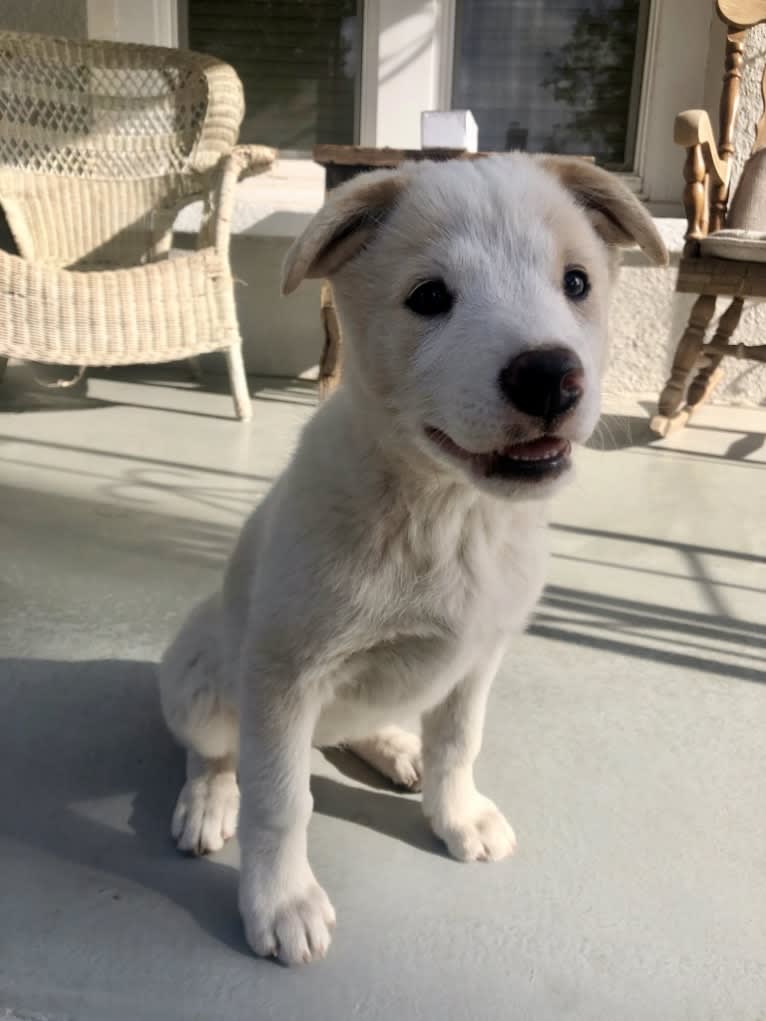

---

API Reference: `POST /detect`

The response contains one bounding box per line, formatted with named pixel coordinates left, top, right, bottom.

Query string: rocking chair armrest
left=674, top=110, right=730, bottom=189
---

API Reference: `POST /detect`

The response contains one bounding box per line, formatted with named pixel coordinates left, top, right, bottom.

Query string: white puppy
left=159, top=154, right=666, bottom=965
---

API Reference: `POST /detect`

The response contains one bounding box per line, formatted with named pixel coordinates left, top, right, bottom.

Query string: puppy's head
left=283, top=154, right=667, bottom=499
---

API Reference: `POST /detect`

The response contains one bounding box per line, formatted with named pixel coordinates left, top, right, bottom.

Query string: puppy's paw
left=348, top=727, right=423, bottom=791
left=171, top=770, right=240, bottom=855
left=240, top=878, right=336, bottom=965
left=427, top=793, right=516, bottom=862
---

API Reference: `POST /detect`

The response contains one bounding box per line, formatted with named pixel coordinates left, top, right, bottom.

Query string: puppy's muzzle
left=499, top=348, right=584, bottom=421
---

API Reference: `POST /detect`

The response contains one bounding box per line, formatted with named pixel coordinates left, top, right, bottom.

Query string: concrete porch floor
left=0, top=365, right=764, bottom=1021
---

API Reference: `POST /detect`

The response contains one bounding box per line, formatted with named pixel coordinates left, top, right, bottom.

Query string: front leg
left=237, top=673, right=335, bottom=965
left=421, top=646, right=516, bottom=862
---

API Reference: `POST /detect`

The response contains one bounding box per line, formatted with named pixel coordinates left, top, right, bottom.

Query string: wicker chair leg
left=0, top=356, right=7, bottom=383
left=226, top=344, right=252, bottom=421
left=187, top=356, right=204, bottom=383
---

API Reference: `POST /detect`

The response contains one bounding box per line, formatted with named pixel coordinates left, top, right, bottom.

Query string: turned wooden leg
left=656, top=294, right=717, bottom=418
left=319, top=280, right=342, bottom=400
left=686, top=296, right=744, bottom=408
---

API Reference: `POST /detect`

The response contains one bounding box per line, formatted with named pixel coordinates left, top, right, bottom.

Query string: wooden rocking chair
left=651, top=0, right=766, bottom=436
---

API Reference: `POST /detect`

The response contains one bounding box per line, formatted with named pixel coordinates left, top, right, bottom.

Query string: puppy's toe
left=391, top=749, right=423, bottom=791
left=171, top=772, right=240, bottom=855
left=242, top=882, right=336, bottom=966
left=348, top=727, right=423, bottom=791
left=429, top=795, right=516, bottom=863
left=474, top=805, right=517, bottom=861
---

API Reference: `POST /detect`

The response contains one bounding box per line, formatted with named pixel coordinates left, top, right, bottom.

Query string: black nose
left=499, top=347, right=584, bottom=420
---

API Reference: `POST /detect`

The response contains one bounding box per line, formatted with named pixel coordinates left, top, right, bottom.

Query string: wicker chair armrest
left=674, top=110, right=730, bottom=188
left=199, top=145, right=277, bottom=254
left=230, top=144, right=278, bottom=180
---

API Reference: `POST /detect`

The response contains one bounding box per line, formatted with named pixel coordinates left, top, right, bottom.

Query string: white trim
left=633, top=0, right=663, bottom=184
left=365, top=0, right=444, bottom=148
left=636, top=0, right=716, bottom=205
left=157, top=0, right=179, bottom=47
left=86, top=0, right=117, bottom=40
left=359, top=0, right=380, bottom=146
left=613, top=173, right=643, bottom=195
left=434, top=0, right=456, bottom=111
left=87, top=0, right=178, bottom=46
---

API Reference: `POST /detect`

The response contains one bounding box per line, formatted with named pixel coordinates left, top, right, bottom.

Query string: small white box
left=421, top=110, right=478, bottom=152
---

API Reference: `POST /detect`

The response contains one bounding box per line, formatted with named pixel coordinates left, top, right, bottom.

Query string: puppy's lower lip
left=425, top=428, right=571, bottom=480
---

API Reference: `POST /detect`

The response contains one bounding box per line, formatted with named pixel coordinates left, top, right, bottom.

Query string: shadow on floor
left=0, top=657, right=250, bottom=957
left=636, top=399, right=766, bottom=461
left=0, top=363, right=318, bottom=419
left=0, top=363, right=110, bottom=414
left=0, top=657, right=439, bottom=958
left=531, top=583, right=765, bottom=685
left=0, top=480, right=244, bottom=570
left=0, top=364, right=242, bottom=421
left=88, top=365, right=319, bottom=409
left=586, top=413, right=656, bottom=452
left=587, top=406, right=766, bottom=462
left=542, top=522, right=765, bottom=685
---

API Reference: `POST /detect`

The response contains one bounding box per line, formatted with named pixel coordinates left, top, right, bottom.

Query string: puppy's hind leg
left=159, top=596, right=240, bottom=855
left=347, top=726, right=423, bottom=791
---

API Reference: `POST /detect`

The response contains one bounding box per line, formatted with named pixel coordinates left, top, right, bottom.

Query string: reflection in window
left=188, top=0, right=362, bottom=150
left=452, top=0, right=650, bottom=168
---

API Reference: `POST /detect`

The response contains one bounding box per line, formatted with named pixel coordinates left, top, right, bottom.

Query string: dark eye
left=563, top=268, right=590, bottom=300
left=405, top=279, right=453, bottom=317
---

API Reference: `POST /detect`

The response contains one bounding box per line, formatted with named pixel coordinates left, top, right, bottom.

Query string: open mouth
left=425, top=427, right=572, bottom=481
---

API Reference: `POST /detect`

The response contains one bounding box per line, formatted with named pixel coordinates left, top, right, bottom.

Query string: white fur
left=158, top=154, right=666, bottom=965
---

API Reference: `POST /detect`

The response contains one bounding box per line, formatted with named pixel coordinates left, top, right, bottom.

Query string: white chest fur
left=313, top=492, right=548, bottom=744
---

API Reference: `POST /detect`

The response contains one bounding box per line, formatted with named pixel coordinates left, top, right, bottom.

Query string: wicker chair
left=0, top=30, right=275, bottom=420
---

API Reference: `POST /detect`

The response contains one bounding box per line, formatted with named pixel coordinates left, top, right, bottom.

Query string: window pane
left=452, top=0, right=650, bottom=168
left=188, top=0, right=362, bottom=150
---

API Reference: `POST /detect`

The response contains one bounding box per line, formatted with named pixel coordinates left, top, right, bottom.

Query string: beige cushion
left=726, top=148, right=766, bottom=231
left=700, top=228, right=766, bottom=261
left=698, top=148, right=766, bottom=261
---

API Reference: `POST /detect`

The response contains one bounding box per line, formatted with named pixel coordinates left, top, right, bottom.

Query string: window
left=187, top=0, right=363, bottom=150
left=452, top=0, right=650, bottom=169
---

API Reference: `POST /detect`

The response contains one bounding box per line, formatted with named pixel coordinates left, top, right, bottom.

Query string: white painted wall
left=362, top=0, right=441, bottom=148
left=86, top=0, right=176, bottom=46
left=637, top=0, right=716, bottom=208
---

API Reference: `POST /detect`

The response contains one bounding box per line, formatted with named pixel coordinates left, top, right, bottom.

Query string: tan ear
left=281, top=168, right=407, bottom=295
left=538, top=155, right=668, bottom=266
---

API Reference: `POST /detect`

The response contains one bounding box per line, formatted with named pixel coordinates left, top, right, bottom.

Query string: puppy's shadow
left=314, top=750, right=444, bottom=857
left=321, top=745, right=396, bottom=789
left=0, top=656, right=252, bottom=957
left=0, top=657, right=443, bottom=959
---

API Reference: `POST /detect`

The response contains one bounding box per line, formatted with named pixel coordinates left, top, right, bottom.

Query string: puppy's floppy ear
left=281, top=168, right=407, bottom=295
left=538, top=155, right=668, bottom=266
